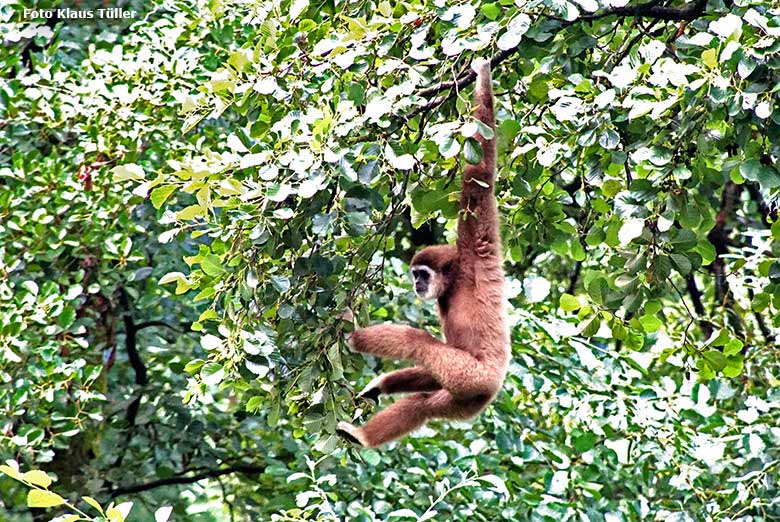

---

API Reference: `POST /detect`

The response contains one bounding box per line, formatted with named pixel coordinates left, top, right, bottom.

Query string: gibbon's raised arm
left=464, top=59, right=496, bottom=185
left=457, top=58, right=500, bottom=262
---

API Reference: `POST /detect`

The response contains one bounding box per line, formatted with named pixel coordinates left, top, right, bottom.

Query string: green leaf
left=586, top=278, right=607, bottom=305
left=752, top=292, right=770, bottom=312
left=57, top=306, right=76, bottom=329
left=150, top=185, right=177, bottom=209
left=702, top=48, right=718, bottom=68
left=653, top=255, right=672, bottom=281
left=769, top=262, right=780, bottom=280
left=106, top=501, right=133, bottom=522
left=574, top=432, right=596, bottom=452
left=111, top=164, right=145, bottom=182
left=200, top=363, right=225, bottom=386
left=598, top=129, right=619, bottom=150
left=0, top=465, right=21, bottom=480
left=177, top=204, right=205, bottom=220
left=361, top=449, right=381, bottom=465
left=27, top=490, right=66, bottom=508
left=83, top=496, right=105, bottom=514
left=560, top=293, right=580, bottom=312
left=696, top=240, right=717, bottom=265
left=723, top=339, right=743, bottom=355
left=586, top=227, right=605, bottom=246
left=678, top=204, right=700, bottom=229
left=618, top=218, right=644, bottom=246
left=639, top=314, right=661, bottom=332
left=570, top=240, right=586, bottom=261
left=271, top=275, right=290, bottom=293
left=159, top=272, right=186, bottom=285
left=246, top=396, right=264, bottom=411
left=463, top=138, right=483, bottom=164
left=439, top=135, right=460, bottom=158
left=22, top=470, right=52, bottom=488
left=610, top=319, right=627, bottom=341
left=184, top=359, right=206, bottom=374
left=670, top=253, right=692, bottom=275
left=697, top=358, right=715, bottom=380
left=388, top=509, right=419, bottom=519
left=772, top=219, right=780, bottom=241
left=722, top=363, right=742, bottom=378
left=298, top=18, right=317, bottom=32
left=478, top=474, right=510, bottom=499
left=480, top=2, right=501, bottom=19
left=739, top=160, right=780, bottom=188
left=581, top=316, right=601, bottom=337
left=625, top=330, right=644, bottom=351
left=702, top=349, right=727, bottom=372
left=201, top=254, right=224, bottom=277
left=723, top=355, right=744, bottom=377
left=326, top=344, right=343, bottom=380
left=669, top=228, right=697, bottom=251
left=474, top=120, right=495, bottom=140
left=739, top=159, right=762, bottom=183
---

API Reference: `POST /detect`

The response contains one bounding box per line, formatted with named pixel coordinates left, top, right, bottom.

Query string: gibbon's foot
left=357, top=374, right=384, bottom=402
left=336, top=421, right=368, bottom=447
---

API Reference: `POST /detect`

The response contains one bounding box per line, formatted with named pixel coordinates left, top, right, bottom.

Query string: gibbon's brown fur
left=337, top=58, right=509, bottom=448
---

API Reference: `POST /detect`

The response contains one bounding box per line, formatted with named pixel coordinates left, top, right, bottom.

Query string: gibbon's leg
left=350, top=324, right=491, bottom=398
left=358, top=367, right=441, bottom=401
left=337, top=390, right=488, bottom=447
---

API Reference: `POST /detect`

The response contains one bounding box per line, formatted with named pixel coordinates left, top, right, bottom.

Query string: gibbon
left=337, top=58, right=509, bottom=448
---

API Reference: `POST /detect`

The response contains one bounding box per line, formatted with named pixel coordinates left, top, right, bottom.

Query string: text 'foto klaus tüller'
left=23, top=8, right=137, bottom=20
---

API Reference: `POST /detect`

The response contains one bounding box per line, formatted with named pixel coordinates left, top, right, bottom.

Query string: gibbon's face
left=410, top=244, right=457, bottom=300
left=411, top=265, right=438, bottom=300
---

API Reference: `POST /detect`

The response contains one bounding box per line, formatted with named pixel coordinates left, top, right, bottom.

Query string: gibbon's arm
left=457, top=58, right=500, bottom=258
left=349, top=323, right=495, bottom=398
left=464, top=59, right=496, bottom=186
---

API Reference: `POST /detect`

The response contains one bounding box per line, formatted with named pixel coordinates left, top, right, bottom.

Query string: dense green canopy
left=2, top=0, right=780, bottom=520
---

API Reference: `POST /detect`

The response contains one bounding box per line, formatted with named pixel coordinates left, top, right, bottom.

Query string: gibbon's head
left=410, top=245, right=457, bottom=300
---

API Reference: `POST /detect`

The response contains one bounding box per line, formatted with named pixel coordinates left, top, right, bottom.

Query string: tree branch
left=110, top=464, right=266, bottom=498
left=685, top=274, right=713, bottom=338
left=135, top=320, right=194, bottom=333
left=582, top=0, right=708, bottom=21
left=745, top=182, right=776, bottom=228
left=410, top=0, right=709, bottom=108
left=567, top=260, right=583, bottom=295
left=117, top=288, right=147, bottom=389
left=706, top=182, right=744, bottom=336
left=111, top=288, right=149, bottom=472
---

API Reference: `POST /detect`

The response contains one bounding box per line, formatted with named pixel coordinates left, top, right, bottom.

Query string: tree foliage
left=2, top=0, right=780, bottom=520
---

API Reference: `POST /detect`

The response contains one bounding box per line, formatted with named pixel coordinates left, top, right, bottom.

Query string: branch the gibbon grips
left=337, top=58, right=510, bottom=448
